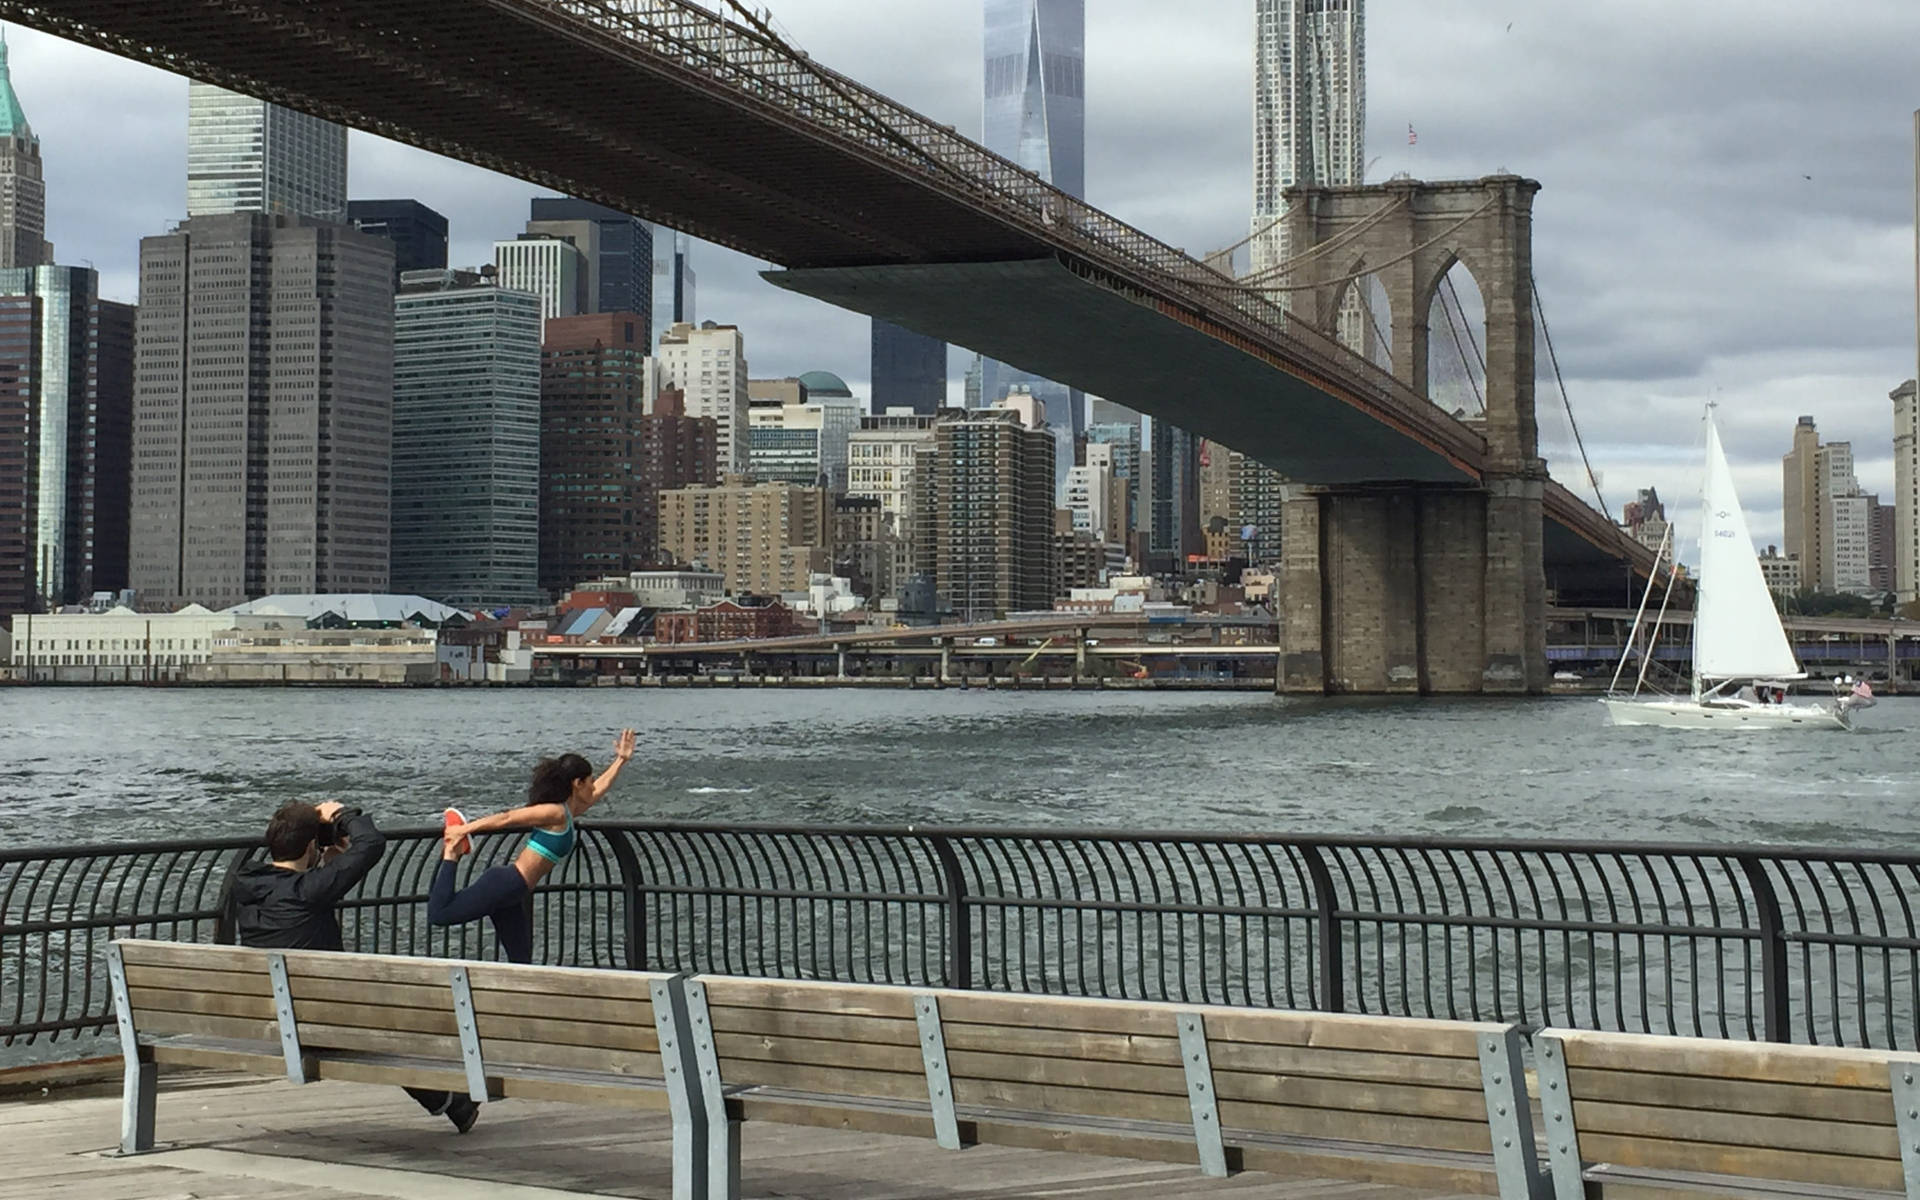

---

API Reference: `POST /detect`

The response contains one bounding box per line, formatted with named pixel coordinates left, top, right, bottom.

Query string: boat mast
left=1609, top=524, right=1671, bottom=696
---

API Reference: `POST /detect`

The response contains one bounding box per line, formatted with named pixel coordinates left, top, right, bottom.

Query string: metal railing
left=6, top=822, right=1918, bottom=1056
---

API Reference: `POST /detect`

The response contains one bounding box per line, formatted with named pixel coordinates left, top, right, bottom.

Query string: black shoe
left=446, top=1096, right=480, bottom=1134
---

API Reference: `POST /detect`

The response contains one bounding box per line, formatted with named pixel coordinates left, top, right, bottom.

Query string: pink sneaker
left=443, top=807, right=472, bottom=856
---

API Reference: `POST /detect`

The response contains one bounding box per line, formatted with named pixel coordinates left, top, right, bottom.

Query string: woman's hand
left=613, top=728, right=635, bottom=763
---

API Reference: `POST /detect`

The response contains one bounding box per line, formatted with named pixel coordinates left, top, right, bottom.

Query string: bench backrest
left=113, top=940, right=669, bottom=1084
left=695, top=974, right=1531, bottom=1185
left=1539, top=1027, right=1906, bottom=1194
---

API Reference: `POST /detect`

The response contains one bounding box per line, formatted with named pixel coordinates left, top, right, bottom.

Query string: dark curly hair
left=529, top=753, right=593, bottom=808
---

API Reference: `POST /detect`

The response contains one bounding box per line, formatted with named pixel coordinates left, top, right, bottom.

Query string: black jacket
left=231, top=809, right=387, bottom=951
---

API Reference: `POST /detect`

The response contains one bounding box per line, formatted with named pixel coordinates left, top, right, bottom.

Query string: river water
left=5, top=688, right=1916, bottom=850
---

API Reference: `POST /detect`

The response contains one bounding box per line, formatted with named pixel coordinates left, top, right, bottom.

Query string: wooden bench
left=686, top=975, right=1551, bottom=1198
left=105, top=941, right=721, bottom=1193
left=1536, top=1027, right=1920, bottom=1199
left=110, top=939, right=1553, bottom=1198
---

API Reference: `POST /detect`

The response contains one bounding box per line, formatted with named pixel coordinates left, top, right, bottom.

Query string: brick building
left=539, top=314, right=716, bottom=595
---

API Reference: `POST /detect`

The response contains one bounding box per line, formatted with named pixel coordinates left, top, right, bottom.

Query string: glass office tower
left=186, top=83, right=347, bottom=220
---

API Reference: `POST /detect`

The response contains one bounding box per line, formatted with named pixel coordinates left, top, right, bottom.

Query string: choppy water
left=5, top=688, right=1916, bottom=850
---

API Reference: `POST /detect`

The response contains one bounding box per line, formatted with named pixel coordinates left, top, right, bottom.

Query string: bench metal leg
left=1890, top=1056, right=1920, bottom=1200
left=1477, top=1026, right=1548, bottom=1200
left=651, top=976, right=709, bottom=1200
left=914, top=994, right=963, bottom=1151
left=681, top=979, right=738, bottom=1200
left=107, top=943, right=156, bottom=1154
left=1175, top=1011, right=1229, bottom=1178
left=1532, top=1034, right=1586, bottom=1200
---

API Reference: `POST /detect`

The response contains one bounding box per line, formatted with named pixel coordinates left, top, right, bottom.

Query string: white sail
left=1694, top=414, right=1803, bottom=680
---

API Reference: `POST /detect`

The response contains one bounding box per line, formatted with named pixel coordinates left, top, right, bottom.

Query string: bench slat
left=938, top=1020, right=1486, bottom=1091
left=1555, top=1030, right=1895, bottom=1090
left=125, top=965, right=269, bottom=997
left=706, top=1003, right=919, bottom=1048
left=134, top=1008, right=276, bottom=1043
left=466, top=965, right=663, bottom=1003
left=1208, top=1041, right=1485, bottom=1089
left=474, top=1015, right=659, bottom=1055
left=1566, top=1065, right=1895, bottom=1127
left=940, top=992, right=1490, bottom=1058
left=1213, top=1070, right=1493, bottom=1123
left=952, top=1076, right=1196, bottom=1126
left=716, top=1055, right=930, bottom=1103
left=1570, top=1098, right=1897, bottom=1161
left=1576, top=1130, right=1903, bottom=1192
left=287, top=999, right=456, bottom=1037
left=118, top=941, right=251, bottom=971
left=1216, top=1099, right=1494, bottom=1157
left=472, top=989, right=656, bottom=1028
left=480, top=1038, right=664, bottom=1078
left=282, top=954, right=449, bottom=989
left=712, top=1031, right=922, bottom=1075
left=295, top=1022, right=461, bottom=1060
left=125, top=986, right=274, bottom=1023
left=698, top=977, right=917, bottom=1019
left=289, top=978, right=450, bottom=1011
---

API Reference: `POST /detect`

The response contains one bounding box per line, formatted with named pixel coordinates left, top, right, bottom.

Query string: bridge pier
left=1279, top=483, right=1546, bottom=694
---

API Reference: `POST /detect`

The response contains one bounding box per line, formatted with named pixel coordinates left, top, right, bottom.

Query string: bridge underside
left=771, top=260, right=1471, bottom=484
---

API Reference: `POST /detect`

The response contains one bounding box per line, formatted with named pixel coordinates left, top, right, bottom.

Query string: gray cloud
left=10, top=0, right=1919, bottom=552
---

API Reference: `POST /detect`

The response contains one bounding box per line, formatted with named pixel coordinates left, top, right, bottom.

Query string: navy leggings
left=428, top=861, right=534, bottom=965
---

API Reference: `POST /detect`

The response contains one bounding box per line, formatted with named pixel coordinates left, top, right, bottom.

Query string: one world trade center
left=981, top=0, right=1085, bottom=487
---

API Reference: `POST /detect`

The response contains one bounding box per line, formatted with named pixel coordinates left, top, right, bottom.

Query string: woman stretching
left=429, top=729, right=635, bottom=963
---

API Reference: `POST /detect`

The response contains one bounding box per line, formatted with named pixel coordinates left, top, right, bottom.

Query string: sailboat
left=1603, top=410, right=1855, bottom=730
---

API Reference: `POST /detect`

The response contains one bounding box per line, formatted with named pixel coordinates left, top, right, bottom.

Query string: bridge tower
left=1274, top=175, right=1547, bottom=694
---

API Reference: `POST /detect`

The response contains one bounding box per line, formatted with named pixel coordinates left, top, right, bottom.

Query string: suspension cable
left=1218, top=195, right=1405, bottom=282
left=1437, top=273, right=1484, bottom=412
left=1532, top=271, right=1611, bottom=521
left=1204, top=197, right=1497, bottom=294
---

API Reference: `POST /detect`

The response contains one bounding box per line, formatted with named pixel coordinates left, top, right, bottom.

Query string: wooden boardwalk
left=0, top=1073, right=1487, bottom=1200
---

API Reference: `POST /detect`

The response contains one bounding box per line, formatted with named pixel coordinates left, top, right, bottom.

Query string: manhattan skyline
left=1, top=1, right=1915, bottom=551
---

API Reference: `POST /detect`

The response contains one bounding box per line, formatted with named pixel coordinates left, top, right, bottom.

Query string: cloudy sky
left=8, top=0, right=1918, bottom=551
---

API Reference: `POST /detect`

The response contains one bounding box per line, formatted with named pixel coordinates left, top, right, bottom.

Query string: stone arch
left=1330, top=258, right=1393, bottom=372
left=1422, top=252, right=1488, bottom=418
left=1279, top=175, right=1540, bottom=470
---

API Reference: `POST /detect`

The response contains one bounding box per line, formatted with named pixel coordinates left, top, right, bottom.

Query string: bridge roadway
left=2, top=0, right=1651, bottom=596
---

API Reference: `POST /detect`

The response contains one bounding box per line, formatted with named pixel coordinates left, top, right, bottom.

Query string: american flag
left=1408, top=124, right=1418, bottom=146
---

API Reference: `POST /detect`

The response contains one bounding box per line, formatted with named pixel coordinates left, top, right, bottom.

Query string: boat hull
left=1601, top=697, right=1850, bottom=731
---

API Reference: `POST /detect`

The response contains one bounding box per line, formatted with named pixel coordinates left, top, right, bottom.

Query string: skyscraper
left=186, top=83, right=347, bottom=220
left=870, top=319, right=945, bottom=415
left=0, top=41, right=49, bottom=270
left=933, top=404, right=1056, bottom=621
left=656, top=321, right=749, bottom=472
left=984, top=0, right=1085, bottom=197
left=529, top=197, right=654, bottom=324
left=130, top=214, right=394, bottom=607
left=539, top=313, right=716, bottom=593
left=494, top=234, right=585, bottom=322
left=1894, top=380, right=1918, bottom=602
left=347, top=200, right=449, bottom=285
left=980, top=0, right=1085, bottom=464
left=391, top=270, right=543, bottom=607
left=0, top=266, right=134, bottom=611
left=1250, top=0, right=1366, bottom=283
left=1782, top=415, right=1820, bottom=581
left=654, top=231, right=696, bottom=347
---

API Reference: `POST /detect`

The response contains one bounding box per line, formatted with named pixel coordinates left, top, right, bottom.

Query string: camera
left=313, top=805, right=362, bottom=848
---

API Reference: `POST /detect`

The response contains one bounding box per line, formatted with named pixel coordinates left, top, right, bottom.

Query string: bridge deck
left=3, top=1074, right=1477, bottom=1200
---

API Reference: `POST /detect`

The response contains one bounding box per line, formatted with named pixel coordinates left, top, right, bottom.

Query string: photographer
left=230, top=801, right=477, bottom=1133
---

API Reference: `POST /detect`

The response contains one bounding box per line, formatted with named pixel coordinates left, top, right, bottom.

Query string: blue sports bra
left=525, top=808, right=577, bottom=864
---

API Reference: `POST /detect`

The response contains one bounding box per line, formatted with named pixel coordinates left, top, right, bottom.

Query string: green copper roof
left=0, top=39, right=31, bottom=140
